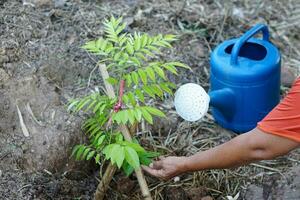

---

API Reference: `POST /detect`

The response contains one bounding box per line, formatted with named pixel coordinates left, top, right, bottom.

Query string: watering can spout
left=208, top=88, right=236, bottom=120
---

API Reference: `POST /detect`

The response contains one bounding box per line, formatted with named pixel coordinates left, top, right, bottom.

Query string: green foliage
left=69, top=16, right=190, bottom=175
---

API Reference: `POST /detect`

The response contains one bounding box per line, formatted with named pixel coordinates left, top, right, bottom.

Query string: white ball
left=174, top=83, right=210, bottom=122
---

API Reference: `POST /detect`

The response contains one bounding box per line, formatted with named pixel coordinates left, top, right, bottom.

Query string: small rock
left=0, top=68, right=9, bottom=83
left=164, top=187, right=188, bottom=200
left=173, top=176, right=180, bottom=182
left=22, top=0, right=54, bottom=8
left=0, top=170, right=2, bottom=177
left=186, top=187, right=207, bottom=200
left=150, top=112, right=179, bottom=136
left=116, top=176, right=135, bottom=195
left=0, top=55, right=9, bottom=64
left=190, top=42, right=205, bottom=58
left=54, top=0, right=66, bottom=8
left=201, top=196, right=213, bottom=200
left=281, top=66, right=297, bottom=87
left=232, top=7, right=245, bottom=19
left=244, top=185, right=263, bottom=200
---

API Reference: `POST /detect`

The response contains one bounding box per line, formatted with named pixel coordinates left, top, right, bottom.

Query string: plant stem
left=94, top=162, right=117, bottom=200
left=94, top=64, right=152, bottom=200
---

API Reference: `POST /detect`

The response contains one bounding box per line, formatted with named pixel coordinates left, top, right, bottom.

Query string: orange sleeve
left=257, top=77, right=300, bottom=143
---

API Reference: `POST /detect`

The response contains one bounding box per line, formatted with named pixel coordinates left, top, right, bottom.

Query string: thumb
left=142, top=165, right=161, bottom=177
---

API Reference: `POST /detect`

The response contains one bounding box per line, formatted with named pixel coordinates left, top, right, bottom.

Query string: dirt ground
left=0, top=0, right=299, bottom=199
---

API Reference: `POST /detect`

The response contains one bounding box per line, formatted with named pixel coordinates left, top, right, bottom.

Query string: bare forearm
left=183, top=128, right=299, bottom=172
left=184, top=134, right=254, bottom=171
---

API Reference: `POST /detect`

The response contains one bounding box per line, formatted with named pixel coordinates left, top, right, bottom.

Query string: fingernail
left=149, top=163, right=153, bottom=168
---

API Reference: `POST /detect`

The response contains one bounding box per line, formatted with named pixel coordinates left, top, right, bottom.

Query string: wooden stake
left=94, top=64, right=152, bottom=200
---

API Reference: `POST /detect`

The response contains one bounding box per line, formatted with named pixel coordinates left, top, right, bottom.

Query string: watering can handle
left=230, top=24, right=269, bottom=65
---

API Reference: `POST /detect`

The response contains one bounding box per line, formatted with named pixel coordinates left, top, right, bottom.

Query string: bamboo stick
left=94, top=64, right=152, bottom=200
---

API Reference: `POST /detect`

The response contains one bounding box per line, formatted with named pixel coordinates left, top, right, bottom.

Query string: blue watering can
left=174, top=24, right=280, bottom=133
left=209, top=24, right=281, bottom=133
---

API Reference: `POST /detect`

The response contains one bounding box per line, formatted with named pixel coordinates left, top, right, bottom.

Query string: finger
left=152, top=160, right=163, bottom=169
left=159, top=156, right=165, bottom=160
left=141, top=165, right=161, bottom=177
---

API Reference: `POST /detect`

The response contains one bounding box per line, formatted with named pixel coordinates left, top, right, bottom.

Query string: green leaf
left=121, top=52, right=129, bottom=62
left=141, top=151, right=160, bottom=158
left=67, top=100, right=79, bottom=111
left=145, top=106, right=166, bottom=118
left=115, top=133, right=123, bottom=143
left=82, top=148, right=91, bottom=160
left=163, top=64, right=178, bottom=75
left=140, top=49, right=154, bottom=57
left=138, top=151, right=160, bottom=166
left=124, top=146, right=140, bottom=169
left=86, top=121, right=98, bottom=133
left=122, top=94, right=129, bottom=105
left=93, top=102, right=103, bottom=113
left=134, top=34, right=141, bottom=50
left=122, top=161, right=134, bottom=176
left=71, top=145, right=81, bottom=158
left=105, top=45, right=114, bottom=54
left=103, top=144, right=115, bottom=160
left=160, top=83, right=173, bottom=94
left=153, top=66, right=166, bottom=80
left=116, top=23, right=126, bottom=35
left=99, top=104, right=107, bottom=114
left=136, top=52, right=147, bottom=61
left=141, top=34, right=148, bottom=47
left=141, top=108, right=153, bottom=124
left=139, top=155, right=152, bottom=166
left=152, top=84, right=163, bottom=97
left=89, top=126, right=101, bottom=138
left=85, top=99, right=97, bottom=112
left=95, top=154, right=101, bottom=164
left=100, top=39, right=108, bottom=51
left=123, top=141, right=145, bottom=152
left=112, top=112, right=121, bottom=124
left=76, top=145, right=86, bottom=160
left=158, top=40, right=172, bottom=48
left=164, top=34, right=177, bottom=42
left=168, top=62, right=191, bottom=70
left=127, top=92, right=136, bottom=106
left=143, top=86, right=155, bottom=98
left=131, top=57, right=141, bottom=66
left=82, top=40, right=101, bottom=53
left=138, top=69, right=147, bottom=84
left=97, top=135, right=106, bottom=146
left=126, top=42, right=134, bottom=55
left=131, top=72, right=139, bottom=85
left=135, top=89, right=145, bottom=103
left=111, top=145, right=125, bottom=168
left=76, top=98, right=91, bottom=112
left=87, top=150, right=95, bottom=160
left=119, top=110, right=129, bottom=124
left=168, top=82, right=177, bottom=89
left=145, top=67, right=156, bottom=81
left=82, top=118, right=96, bottom=130
left=134, top=107, right=143, bottom=122
left=147, top=45, right=160, bottom=53
left=93, top=131, right=103, bottom=141
left=127, top=109, right=136, bottom=125
left=114, top=52, right=121, bottom=61
left=125, top=74, right=132, bottom=87
left=106, top=77, right=118, bottom=85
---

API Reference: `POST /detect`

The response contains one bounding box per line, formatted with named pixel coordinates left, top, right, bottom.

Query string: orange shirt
left=257, top=77, right=300, bottom=142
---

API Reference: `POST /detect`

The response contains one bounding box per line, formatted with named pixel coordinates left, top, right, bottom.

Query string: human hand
left=142, top=156, right=188, bottom=180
